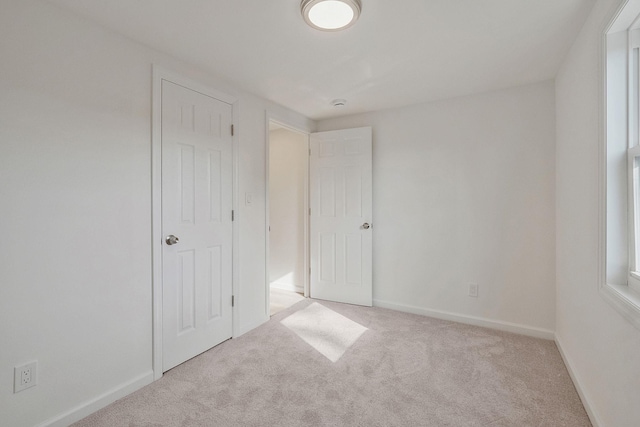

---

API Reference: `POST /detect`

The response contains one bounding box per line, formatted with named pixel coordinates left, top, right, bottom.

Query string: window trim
left=600, top=0, right=640, bottom=331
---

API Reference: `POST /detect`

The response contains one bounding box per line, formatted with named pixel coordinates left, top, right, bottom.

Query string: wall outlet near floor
left=14, top=361, right=37, bottom=393
left=468, top=283, right=479, bottom=298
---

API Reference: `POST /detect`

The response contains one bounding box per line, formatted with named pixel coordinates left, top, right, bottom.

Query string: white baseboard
left=270, top=281, right=304, bottom=293
left=36, top=370, right=154, bottom=427
left=373, top=299, right=555, bottom=340
left=554, top=335, right=603, bottom=427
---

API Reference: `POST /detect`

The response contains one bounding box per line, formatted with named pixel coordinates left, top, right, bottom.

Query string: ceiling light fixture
left=301, top=0, right=362, bottom=32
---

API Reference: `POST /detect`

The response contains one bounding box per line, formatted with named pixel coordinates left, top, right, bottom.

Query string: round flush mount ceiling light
left=301, top=0, right=362, bottom=32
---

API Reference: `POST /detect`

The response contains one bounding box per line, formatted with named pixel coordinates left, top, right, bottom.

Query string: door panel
left=162, top=80, right=233, bottom=372
left=310, top=127, right=372, bottom=306
left=206, top=245, right=223, bottom=320
left=345, top=233, right=362, bottom=285
left=177, top=249, right=196, bottom=333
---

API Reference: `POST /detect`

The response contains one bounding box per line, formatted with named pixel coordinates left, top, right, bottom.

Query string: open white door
left=161, top=80, right=233, bottom=372
left=310, top=127, right=372, bottom=306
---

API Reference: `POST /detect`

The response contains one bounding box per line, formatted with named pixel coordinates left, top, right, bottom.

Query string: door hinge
left=309, top=208, right=311, bottom=216
left=232, top=295, right=235, bottom=307
left=231, top=124, right=235, bottom=136
left=309, top=267, right=311, bottom=275
left=232, top=210, right=235, bottom=221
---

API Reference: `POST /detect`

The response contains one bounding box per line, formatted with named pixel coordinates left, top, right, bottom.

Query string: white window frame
left=601, top=0, right=640, bottom=330
left=627, top=29, right=640, bottom=293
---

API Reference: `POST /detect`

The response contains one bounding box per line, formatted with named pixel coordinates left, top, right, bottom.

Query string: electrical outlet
left=14, top=361, right=37, bottom=393
left=468, top=283, right=479, bottom=298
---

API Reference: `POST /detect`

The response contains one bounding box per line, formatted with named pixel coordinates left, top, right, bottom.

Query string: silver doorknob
left=362, top=223, right=370, bottom=229
left=165, top=235, right=180, bottom=245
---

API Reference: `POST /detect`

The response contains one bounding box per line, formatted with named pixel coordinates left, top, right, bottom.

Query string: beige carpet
left=74, top=300, right=590, bottom=426
left=269, top=287, right=305, bottom=316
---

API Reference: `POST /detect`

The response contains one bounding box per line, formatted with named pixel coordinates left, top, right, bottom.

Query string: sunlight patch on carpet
left=281, top=302, right=367, bottom=362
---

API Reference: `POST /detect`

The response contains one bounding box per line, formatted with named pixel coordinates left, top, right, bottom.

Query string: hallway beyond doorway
left=270, top=288, right=304, bottom=316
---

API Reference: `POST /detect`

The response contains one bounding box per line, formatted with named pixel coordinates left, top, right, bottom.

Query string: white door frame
left=265, top=112, right=312, bottom=315
left=151, top=65, right=240, bottom=380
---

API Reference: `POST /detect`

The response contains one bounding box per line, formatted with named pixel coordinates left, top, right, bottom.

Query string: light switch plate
left=468, top=283, right=479, bottom=298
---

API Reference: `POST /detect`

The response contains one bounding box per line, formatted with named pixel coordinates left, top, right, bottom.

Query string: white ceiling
left=48, top=0, right=595, bottom=120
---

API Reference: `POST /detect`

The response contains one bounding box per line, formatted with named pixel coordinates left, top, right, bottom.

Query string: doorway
left=267, top=121, right=309, bottom=315
left=266, top=121, right=374, bottom=316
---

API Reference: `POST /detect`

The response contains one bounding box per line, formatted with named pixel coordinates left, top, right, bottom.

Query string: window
left=602, top=2, right=640, bottom=329
left=628, top=30, right=640, bottom=294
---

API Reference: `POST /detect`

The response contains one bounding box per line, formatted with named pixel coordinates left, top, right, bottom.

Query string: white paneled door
left=161, top=80, right=233, bottom=372
left=310, top=127, right=373, bottom=306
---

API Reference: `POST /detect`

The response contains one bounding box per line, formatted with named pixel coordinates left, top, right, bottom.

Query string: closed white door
left=310, top=127, right=373, bottom=306
left=161, top=80, right=233, bottom=372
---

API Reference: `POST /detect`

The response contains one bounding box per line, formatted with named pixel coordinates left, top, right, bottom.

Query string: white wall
left=269, top=128, right=308, bottom=292
left=317, top=81, right=557, bottom=335
left=0, top=1, right=313, bottom=426
left=555, top=0, right=640, bottom=425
